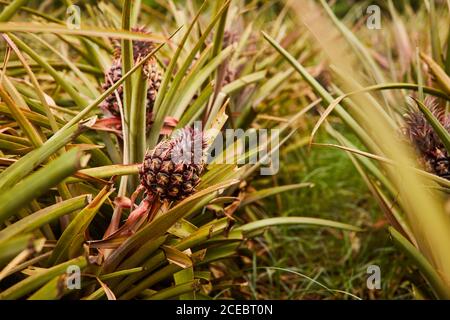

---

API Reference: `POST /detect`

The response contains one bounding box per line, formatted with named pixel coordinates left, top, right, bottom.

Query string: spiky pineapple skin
left=99, top=61, right=123, bottom=118
left=404, top=98, right=450, bottom=179
left=113, top=26, right=155, bottom=61
left=139, top=128, right=206, bottom=202
left=99, top=26, right=162, bottom=130
left=99, top=59, right=161, bottom=126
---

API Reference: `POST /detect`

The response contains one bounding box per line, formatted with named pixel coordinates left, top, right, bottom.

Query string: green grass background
left=236, top=126, right=427, bottom=299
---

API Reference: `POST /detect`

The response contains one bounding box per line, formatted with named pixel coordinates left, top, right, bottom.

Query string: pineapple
left=221, top=30, right=239, bottom=86
left=139, top=127, right=207, bottom=202
left=112, top=26, right=156, bottom=62
left=99, top=26, right=162, bottom=131
left=99, top=60, right=123, bottom=119
left=404, top=98, right=450, bottom=179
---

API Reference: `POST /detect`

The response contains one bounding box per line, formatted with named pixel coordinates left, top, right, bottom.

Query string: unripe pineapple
left=139, top=127, right=207, bottom=202
left=221, top=30, right=239, bottom=86
left=99, top=26, right=162, bottom=130
left=404, top=98, right=450, bottom=179
left=99, top=60, right=123, bottom=119
left=112, top=26, right=156, bottom=62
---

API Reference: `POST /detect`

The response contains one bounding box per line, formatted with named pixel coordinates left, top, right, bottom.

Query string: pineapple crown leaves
left=170, top=127, right=208, bottom=166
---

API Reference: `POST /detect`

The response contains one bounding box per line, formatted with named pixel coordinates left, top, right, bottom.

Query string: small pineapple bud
left=315, top=68, right=332, bottom=91
left=139, top=127, right=207, bottom=202
left=99, top=26, right=162, bottom=131
left=221, top=31, right=239, bottom=86
left=404, top=97, right=450, bottom=179
left=113, top=26, right=156, bottom=61
left=99, top=60, right=123, bottom=118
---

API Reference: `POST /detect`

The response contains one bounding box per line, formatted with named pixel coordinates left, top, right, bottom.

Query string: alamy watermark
left=66, top=265, right=81, bottom=290
left=66, top=5, right=81, bottom=30
left=366, top=4, right=382, bottom=30
left=366, top=264, right=381, bottom=290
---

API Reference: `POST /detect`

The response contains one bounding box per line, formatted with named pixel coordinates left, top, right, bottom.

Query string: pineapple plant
left=267, top=0, right=450, bottom=299
left=0, top=0, right=360, bottom=301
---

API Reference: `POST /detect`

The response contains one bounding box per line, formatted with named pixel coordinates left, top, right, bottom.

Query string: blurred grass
left=238, top=124, right=428, bottom=299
